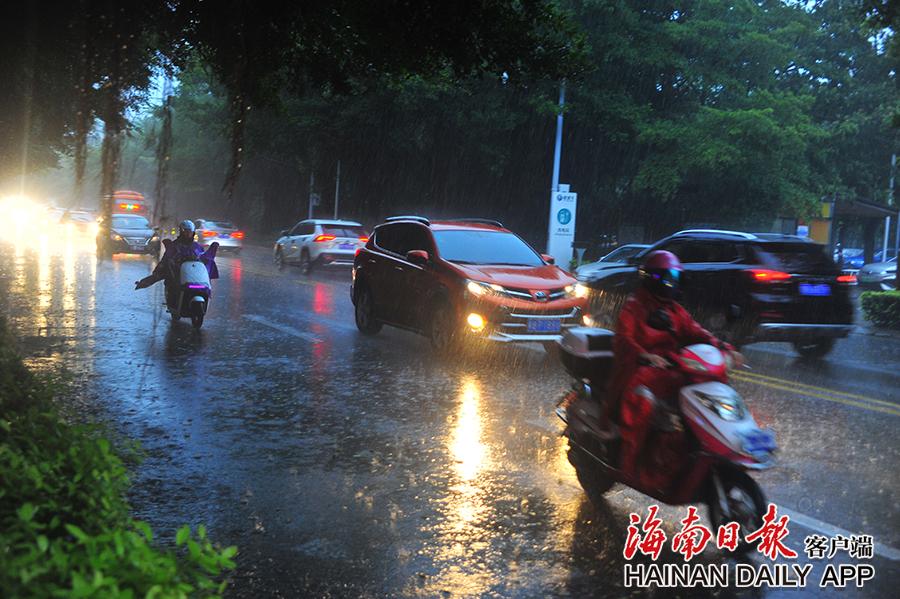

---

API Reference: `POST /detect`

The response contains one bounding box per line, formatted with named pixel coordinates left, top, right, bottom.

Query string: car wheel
left=354, top=285, right=382, bottom=335
left=300, top=250, right=313, bottom=275
left=430, top=300, right=459, bottom=353
left=792, top=338, right=835, bottom=359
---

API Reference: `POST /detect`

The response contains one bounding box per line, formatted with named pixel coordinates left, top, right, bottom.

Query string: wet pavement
left=1, top=235, right=898, bottom=598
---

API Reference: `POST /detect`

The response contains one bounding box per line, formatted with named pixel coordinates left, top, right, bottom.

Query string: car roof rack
left=384, top=215, right=431, bottom=225
left=672, top=229, right=757, bottom=240
left=443, top=218, right=505, bottom=228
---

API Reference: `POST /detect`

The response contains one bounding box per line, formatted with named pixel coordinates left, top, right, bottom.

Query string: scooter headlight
left=695, top=389, right=745, bottom=421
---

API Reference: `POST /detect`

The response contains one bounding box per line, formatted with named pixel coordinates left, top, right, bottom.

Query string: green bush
left=0, top=319, right=236, bottom=597
left=860, top=290, right=900, bottom=329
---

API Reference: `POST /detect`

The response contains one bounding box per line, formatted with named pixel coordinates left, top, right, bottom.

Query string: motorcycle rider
left=134, top=220, right=218, bottom=307
left=610, top=250, right=743, bottom=490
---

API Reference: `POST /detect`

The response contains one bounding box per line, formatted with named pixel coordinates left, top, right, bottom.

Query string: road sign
left=547, top=190, right=577, bottom=267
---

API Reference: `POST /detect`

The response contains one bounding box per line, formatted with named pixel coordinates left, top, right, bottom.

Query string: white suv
left=274, top=219, right=369, bottom=274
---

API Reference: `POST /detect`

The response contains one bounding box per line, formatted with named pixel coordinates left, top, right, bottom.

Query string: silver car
left=274, top=219, right=368, bottom=274
left=194, top=219, right=244, bottom=253
left=576, top=243, right=649, bottom=278
left=857, top=257, right=897, bottom=291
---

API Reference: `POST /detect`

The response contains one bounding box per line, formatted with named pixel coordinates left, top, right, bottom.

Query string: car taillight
left=314, top=234, right=336, bottom=242
left=836, top=274, right=856, bottom=284
left=231, top=231, right=245, bottom=239
left=355, top=248, right=362, bottom=257
left=203, top=230, right=217, bottom=238
left=749, top=269, right=791, bottom=282
left=359, top=236, right=369, bottom=243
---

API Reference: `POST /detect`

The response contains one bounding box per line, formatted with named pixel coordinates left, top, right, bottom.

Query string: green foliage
left=860, top=291, right=900, bottom=329
left=0, top=319, right=236, bottom=597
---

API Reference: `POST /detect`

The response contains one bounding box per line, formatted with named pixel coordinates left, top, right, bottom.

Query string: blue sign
left=557, top=208, right=572, bottom=225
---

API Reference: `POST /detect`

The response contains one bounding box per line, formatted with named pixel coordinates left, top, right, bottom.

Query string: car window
left=433, top=230, right=543, bottom=266
left=322, top=226, right=366, bottom=238
left=112, top=216, right=150, bottom=229
left=602, top=245, right=643, bottom=262
left=752, top=242, right=838, bottom=273
left=208, top=221, right=235, bottom=229
left=374, top=224, right=402, bottom=254
left=662, top=240, right=740, bottom=263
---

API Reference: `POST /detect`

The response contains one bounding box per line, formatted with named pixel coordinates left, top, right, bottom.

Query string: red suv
left=351, top=217, right=588, bottom=350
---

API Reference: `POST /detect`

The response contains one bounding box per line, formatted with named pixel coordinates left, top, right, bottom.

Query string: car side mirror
left=406, top=250, right=430, bottom=266
left=280, top=229, right=289, bottom=237
left=541, top=254, right=555, bottom=265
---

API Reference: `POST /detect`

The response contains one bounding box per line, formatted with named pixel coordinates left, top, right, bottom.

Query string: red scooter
left=555, top=326, right=777, bottom=547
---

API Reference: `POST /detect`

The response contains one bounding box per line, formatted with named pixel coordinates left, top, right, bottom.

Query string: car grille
left=502, top=286, right=568, bottom=301
left=125, top=237, right=147, bottom=245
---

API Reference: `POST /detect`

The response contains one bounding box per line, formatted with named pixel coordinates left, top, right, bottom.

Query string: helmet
left=639, top=250, right=683, bottom=299
left=178, top=220, right=196, bottom=236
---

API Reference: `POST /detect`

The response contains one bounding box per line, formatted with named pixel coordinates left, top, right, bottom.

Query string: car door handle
left=394, top=266, right=404, bottom=272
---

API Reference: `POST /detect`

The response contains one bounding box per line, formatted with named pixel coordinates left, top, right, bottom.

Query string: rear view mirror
left=406, top=250, right=429, bottom=266
left=541, top=254, right=555, bottom=265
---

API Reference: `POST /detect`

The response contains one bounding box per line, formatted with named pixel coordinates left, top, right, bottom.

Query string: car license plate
left=129, top=244, right=144, bottom=251
left=798, top=283, right=831, bottom=296
left=339, top=243, right=354, bottom=250
left=527, top=318, right=561, bottom=333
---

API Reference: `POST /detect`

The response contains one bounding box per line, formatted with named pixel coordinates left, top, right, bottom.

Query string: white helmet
left=178, top=220, right=196, bottom=235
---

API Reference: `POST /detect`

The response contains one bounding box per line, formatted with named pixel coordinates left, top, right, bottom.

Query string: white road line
left=779, top=506, right=900, bottom=562
left=242, top=314, right=321, bottom=343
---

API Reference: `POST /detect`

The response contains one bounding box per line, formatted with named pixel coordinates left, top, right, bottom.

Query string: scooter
left=555, top=326, right=777, bottom=548
left=168, top=259, right=212, bottom=329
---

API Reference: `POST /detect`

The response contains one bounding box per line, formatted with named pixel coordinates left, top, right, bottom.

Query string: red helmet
left=639, top=250, right=683, bottom=299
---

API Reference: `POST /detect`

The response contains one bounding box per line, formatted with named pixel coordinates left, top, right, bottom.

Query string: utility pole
left=333, top=160, right=341, bottom=220
left=550, top=82, right=565, bottom=193
left=308, top=171, right=315, bottom=219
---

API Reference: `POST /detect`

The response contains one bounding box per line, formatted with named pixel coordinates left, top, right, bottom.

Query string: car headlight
left=466, top=280, right=503, bottom=297
left=567, top=283, right=590, bottom=299
left=111, top=233, right=123, bottom=241
left=695, top=390, right=746, bottom=421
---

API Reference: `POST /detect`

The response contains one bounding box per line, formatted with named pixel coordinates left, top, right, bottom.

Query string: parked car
left=576, top=244, right=650, bottom=278
left=274, top=219, right=368, bottom=273
left=858, top=257, right=897, bottom=291
left=350, top=216, right=588, bottom=351
left=195, top=219, right=244, bottom=253
left=106, top=214, right=160, bottom=255
left=578, top=229, right=855, bottom=358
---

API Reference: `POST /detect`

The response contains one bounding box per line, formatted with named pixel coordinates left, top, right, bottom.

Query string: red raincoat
left=610, top=287, right=730, bottom=491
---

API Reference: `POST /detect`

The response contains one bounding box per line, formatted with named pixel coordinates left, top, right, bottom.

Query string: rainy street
left=1, top=236, right=898, bottom=598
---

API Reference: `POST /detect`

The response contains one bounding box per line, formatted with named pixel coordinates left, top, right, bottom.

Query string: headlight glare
left=696, top=390, right=746, bottom=421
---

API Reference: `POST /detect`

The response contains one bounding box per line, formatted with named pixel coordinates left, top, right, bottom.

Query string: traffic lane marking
left=731, top=373, right=900, bottom=417
left=736, top=369, right=900, bottom=409
left=242, top=314, right=322, bottom=343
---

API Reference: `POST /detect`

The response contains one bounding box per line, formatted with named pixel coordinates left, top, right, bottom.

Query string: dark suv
left=578, top=230, right=855, bottom=357
left=351, top=217, right=587, bottom=351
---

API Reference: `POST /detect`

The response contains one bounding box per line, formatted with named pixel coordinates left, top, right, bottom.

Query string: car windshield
left=323, top=226, right=366, bottom=238
left=754, top=242, right=837, bottom=273
left=601, top=245, right=644, bottom=262
left=206, top=221, right=235, bottom=229
left=112, top=216, right=150, bottom=229
left=433, top=230, right=543, bottom=266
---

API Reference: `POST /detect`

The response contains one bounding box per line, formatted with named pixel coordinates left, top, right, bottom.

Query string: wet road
left=1, top=236, right=898, bottom=598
